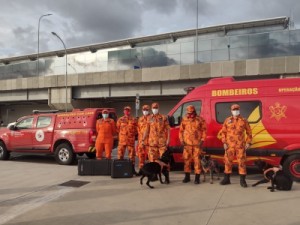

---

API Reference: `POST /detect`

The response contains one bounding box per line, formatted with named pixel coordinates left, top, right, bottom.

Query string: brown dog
left=200, top=155, right=220, bottom=184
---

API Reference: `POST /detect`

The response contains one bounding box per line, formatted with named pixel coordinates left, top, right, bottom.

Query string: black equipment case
left=78, top=158, right=111, bottom=176
left=111, top=159, right=133, bottom=178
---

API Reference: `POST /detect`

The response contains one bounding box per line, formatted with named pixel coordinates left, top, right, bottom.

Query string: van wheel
left=283, top=154, right=300, bottom=182
left=55, top=143, right=75, bottom=165
left=0, top=142, right=10, bottom=160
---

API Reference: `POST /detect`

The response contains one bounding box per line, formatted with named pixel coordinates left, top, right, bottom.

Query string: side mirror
left=7, top=122, right=16, bottom=130
left=168, top=116, right=175, bottom=127
left=178, top=116, right=182, bottom=125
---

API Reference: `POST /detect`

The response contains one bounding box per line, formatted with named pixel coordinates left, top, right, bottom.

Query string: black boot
left=194, top=174, right=200, bottom=184
left=240, top=175, right=248, bottom=188
left=220, top=174, right=231, bottom=185
left=132, top=164, right=138, bottom=176
left=182, top=173, right=191, bottom=183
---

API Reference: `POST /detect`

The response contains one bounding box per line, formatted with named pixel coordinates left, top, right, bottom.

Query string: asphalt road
left=0, top=154, right=300, bottom=225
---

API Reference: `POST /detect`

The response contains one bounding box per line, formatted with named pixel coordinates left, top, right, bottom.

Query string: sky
left=0, top=0, right=299, bottom=59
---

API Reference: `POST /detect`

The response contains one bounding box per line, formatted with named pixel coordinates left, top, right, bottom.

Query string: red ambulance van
left=168, top=77, right=300, bottom=181
left=0, top=108, right=117, bottom=165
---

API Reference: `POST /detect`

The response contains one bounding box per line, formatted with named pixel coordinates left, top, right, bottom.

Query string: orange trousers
left=224, top=147, right=246, bottom=175
left=137, top=144, right=149, bottom=169
left=148, top=146, right=166, bottom=162
left=117, top=145, right=135, bottom=164
left=96, top=141, right=113, bottom=159
left=183, top=146, right=202, bottom=174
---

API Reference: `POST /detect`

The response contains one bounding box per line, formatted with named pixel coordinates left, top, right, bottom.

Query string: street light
left=51, top=31, right=68, bottom=112
left=37, top=13, right=52, bottom=76
left=195, top=0, right=199, bottom=64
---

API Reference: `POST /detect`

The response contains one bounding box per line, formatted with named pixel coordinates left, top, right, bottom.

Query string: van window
left=172, top=101, right=202, bottom=126
left=37, top=116, right=52, bottom=128
left=216, top=101, right=261, bottom=124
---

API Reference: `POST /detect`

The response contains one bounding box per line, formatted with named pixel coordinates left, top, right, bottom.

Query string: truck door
left=32, top=116, right=54, bottom=150
left=9, top=117, right=34, bottom=150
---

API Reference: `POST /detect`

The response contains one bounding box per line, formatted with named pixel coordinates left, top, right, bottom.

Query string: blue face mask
left=102, top=114, right=108, bottom=119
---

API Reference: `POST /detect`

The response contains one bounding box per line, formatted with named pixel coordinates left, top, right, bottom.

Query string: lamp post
left=195, top=0, right=199, bottom=64
left=51, top=32, right=68, bottom=112
left=37, top=13, right=52, bottom=76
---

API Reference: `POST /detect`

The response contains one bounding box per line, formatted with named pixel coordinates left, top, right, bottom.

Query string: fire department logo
left=35, top=130, right=45, bottom=142
left=269, top=102, right=287, bottom=121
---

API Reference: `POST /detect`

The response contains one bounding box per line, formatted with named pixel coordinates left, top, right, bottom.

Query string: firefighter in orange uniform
left=220, top=104, right=252, bottom=188
left=143, top=102, right=170, bottom=162
left=179, top=105, right=207, bottom=184
left=116, top=106, right=138, bottom=174
left=137, top=104, right=150, bottom=175
left=95, top=109, right=116, bottom=159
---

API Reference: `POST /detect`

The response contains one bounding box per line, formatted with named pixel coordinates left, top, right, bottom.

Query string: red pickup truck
left=0, top=108, right=117, bottom=165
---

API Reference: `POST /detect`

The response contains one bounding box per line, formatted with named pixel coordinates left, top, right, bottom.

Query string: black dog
left=140, top=149, right=172, bottom=189
left=252, top=166, right=293, bottom=192
left=200, top=155, right=220, bottom=184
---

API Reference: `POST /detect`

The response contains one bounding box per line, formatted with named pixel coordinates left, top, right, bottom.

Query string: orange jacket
left=146, top=114, right=170, bottom=147
left=179, top=115, right=207, bottom=146
left=96, top=118, right=116, bottom=143
left=116, top=115, right=137, bottom=146
left=221, top=115, right=252, bottom=148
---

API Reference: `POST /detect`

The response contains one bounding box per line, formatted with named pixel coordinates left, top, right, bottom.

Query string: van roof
left=184, top=76, right=300, bottom=101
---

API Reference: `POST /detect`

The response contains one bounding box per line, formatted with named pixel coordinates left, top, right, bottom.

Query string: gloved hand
left=223, top=143, right=228, bottom=150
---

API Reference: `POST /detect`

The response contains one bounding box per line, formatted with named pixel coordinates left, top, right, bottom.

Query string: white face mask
left=152, top=109, right=159, bottom=115
left=142, top=110, right=149, bottom=116
left=231, top=110, right=240, bottom=117
left=102, top=114, right=109, bottom=119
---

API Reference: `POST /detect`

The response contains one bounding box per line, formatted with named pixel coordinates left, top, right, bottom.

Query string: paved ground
left=0, top=154, right=300, bottom=225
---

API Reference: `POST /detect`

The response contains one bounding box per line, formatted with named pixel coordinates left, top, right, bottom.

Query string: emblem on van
left=269, top=102, right=287, bottom=121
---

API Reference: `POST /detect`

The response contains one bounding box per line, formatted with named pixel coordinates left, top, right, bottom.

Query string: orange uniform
left=95, top=117, right=116, bottom=159
left=116, top=113, right=137, bottom=163
left=137, top=105, right=150, bottom=169
left=145, top=111, right=170, bottom=162
left=221, top=114, right=252, bottom=175
left=179, top=115, right=207, bottom=174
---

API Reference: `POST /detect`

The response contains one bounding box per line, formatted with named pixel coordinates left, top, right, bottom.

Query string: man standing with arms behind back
left=116, top=106, right=138, bottom=175
left=220, top=104, right=252, bottom=188
left=137, top=104, right=151, bottom=175
left=179, top=105, right=207, bottom=184
left=95, top=109, right=116, bottom=159
left=143, top=102, right=170, bottom=162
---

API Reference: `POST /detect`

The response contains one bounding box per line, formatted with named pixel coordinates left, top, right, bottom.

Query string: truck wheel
left=55, top=143, right=75, bottom=165
left=0, top=142, right=10, bottom=160
left=283, top=154, right=300, bottom=182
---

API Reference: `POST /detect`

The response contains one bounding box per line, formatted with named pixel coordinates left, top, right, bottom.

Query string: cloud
left=0, top=0, right=300, bottom=59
